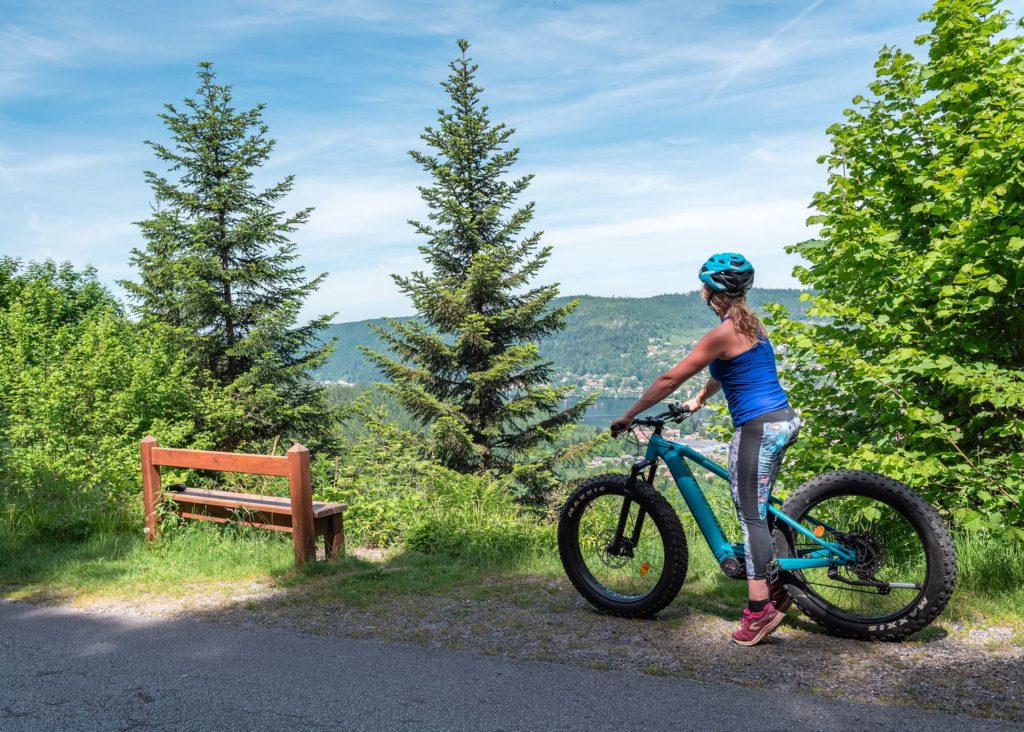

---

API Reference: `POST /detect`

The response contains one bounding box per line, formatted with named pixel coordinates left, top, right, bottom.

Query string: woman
left=610, top=252, right=800, bottom=646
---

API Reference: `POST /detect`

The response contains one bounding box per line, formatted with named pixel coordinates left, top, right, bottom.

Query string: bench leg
left=325, top=514, right=345, bottom=560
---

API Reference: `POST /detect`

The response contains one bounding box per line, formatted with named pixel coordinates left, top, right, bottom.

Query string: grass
left=945, top=530, right=1024, bottom=626
left=643, top=664, right=673, bottom=677
left=286, top=550, right=548, bottom=607
left=0, top=518, right=1022, bottom=634
left=0, top=519, right=561, bottom=610
left=4, top=515, right=1022, bottom=724
left=0, top=523, right=295, bottom=603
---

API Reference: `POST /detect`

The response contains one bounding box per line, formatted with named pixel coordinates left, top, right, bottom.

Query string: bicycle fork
left=606, top=458, right=658, bottom=557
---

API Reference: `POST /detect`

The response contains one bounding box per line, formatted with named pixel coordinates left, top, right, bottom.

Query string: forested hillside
left=319, top=288, right=808, bottom=390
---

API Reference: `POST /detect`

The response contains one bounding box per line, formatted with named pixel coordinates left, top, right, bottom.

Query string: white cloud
left=0, top=151, right=135, bottom=176
left=208, top=0, right=501, bottom=37
left=708, top=0, right=828, bottom=102
left=290, top=176, right=422, bottom=257
left=0, top=26, right=69, bottom=63
left=22, top=204, right=43, bottom=238
left=302, top=253, right=423, bottom=321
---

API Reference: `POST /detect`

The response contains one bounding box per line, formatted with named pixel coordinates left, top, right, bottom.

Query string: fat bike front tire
left=558, top=473, right=687, bottom=618
left=774, top=470, right=956, bottom=641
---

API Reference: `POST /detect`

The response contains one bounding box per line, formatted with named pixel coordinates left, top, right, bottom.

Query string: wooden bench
left=140, top=436, right=346, bottom=565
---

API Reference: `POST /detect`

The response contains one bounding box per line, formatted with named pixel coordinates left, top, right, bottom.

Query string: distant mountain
left=316, top=289, right=809, bottom=389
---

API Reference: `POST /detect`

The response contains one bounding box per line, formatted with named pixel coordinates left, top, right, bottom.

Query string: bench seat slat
left=168, top=488, right=347, bottom=518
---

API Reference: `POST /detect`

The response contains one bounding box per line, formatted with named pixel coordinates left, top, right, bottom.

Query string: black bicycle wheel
left=558, top=473, right=687, bottom=618
left=774, top=470, right=956, bottom=640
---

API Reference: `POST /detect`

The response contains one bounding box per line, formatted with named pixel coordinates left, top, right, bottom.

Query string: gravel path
left=36, top=568, right=1024, bottom=724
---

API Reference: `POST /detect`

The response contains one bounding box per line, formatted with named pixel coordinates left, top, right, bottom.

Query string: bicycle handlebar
left=631, top=402, right=692, bottom=427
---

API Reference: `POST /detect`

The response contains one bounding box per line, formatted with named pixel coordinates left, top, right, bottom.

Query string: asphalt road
left=0, top=599, right=1015, bottom=732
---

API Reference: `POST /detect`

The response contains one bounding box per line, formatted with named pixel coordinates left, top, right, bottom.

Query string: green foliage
left=404, top=471, right=553, bottom=561
left=313, top=409, right=432, bottom=547
left=326, top=383, right=423, bottom=436
left=768, top=0, right=1024, bottom=534
left=363, top=40, right=593, bottom=484
left=0, top=260, right=224, bottom=540
left=312, top=406, right=549, bottom=556
left=122, top=62, right=336, bottom=453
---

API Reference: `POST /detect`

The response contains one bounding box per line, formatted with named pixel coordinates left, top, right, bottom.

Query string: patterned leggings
left=728, top=406, right=801, bottom=580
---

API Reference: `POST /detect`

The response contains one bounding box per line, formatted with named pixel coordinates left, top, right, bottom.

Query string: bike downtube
left=649, top=436, right=734, bottom=562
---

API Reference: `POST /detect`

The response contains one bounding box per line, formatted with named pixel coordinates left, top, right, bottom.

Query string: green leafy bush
left=313, top=406, right=550, bottom=557
left=0, top=260, right=224, bottom=540
left=405, top=470, right=553, bottom=561
left=768, top=0, right=1024, bottom=536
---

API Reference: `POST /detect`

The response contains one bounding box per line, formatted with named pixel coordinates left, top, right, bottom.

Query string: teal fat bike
left=557, top=404, right=957, bottom=640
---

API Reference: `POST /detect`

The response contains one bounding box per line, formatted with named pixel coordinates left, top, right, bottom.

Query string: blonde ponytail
left=707, top=290, right=763, bottom=345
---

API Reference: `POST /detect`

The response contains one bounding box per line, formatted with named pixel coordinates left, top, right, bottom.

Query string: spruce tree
left=364, top=40, right=593, bottom=491
left=123, top=62, right=336, bottom=451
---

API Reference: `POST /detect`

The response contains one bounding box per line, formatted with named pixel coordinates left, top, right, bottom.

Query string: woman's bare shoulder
left=696, top=319, right=734, bottom=351
left=712, top=317, right=758, bottom=357
left=710, top=318, right=739, bottom=339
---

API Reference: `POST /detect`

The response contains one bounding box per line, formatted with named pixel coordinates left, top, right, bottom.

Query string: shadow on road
left=0, top=597, right=1018, bottom=732
left=0, top=531, right=1018, bottom=728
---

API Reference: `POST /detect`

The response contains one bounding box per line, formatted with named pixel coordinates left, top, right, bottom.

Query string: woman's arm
left=611, top=326, right=731, bottom=434
left=682, top=377, right=720, bottom=412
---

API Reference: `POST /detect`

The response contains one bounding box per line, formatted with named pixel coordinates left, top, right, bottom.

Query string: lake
left=575, top=396, right=674, bottom=428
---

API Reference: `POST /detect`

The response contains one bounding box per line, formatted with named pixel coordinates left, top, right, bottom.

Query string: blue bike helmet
left=699, top=252, right=754, bottom=295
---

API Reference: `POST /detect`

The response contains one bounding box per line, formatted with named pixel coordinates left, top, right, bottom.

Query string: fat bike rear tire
left=773, top=470, right=956, bottom=641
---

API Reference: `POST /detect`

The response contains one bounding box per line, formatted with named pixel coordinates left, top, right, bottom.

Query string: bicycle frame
left=639, top=433, right=856, bottom=571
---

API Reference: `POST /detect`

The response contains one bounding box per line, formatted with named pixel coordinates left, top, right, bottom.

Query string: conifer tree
left=364, top=40, right=593, bottom=490
left=123, top=63, right=335, bottom=451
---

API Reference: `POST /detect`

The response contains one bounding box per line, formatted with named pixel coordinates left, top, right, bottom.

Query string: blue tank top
left=707, top=333, right=790, bottom=427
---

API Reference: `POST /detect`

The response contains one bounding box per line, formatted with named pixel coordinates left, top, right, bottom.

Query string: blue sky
left=3, top=0, right=1015, bottom=321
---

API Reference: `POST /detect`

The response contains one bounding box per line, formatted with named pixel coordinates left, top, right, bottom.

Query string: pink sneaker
left=731, top=602, right=784, bottom=646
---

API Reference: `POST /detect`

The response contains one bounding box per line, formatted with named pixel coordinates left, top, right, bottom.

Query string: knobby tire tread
left=776, top=470, right=956, bottom=641
left=558, top=474, right=688, bottom=618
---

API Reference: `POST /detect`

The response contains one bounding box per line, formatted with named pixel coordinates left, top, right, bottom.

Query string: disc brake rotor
left=840, top=531, right=887, bottom=579
left=595, top=530, right=630, bottom=569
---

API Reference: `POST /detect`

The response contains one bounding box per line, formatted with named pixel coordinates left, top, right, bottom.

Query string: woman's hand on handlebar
left=610, top=414, right=632, bottom=437
left=681, top=398, right=703, bottom=414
